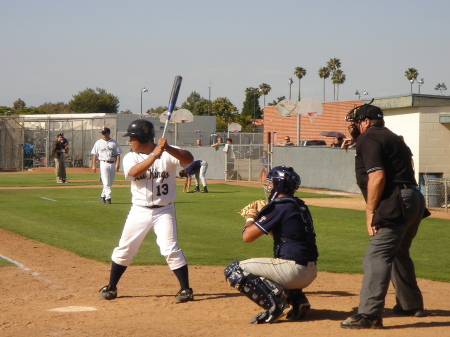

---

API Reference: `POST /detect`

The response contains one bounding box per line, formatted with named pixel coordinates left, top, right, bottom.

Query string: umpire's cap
left=123, top=119, right=155, bottom=144
left=355, top=104, right=383, bottom=121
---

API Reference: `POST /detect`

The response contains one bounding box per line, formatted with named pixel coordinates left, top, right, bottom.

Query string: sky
left=1, top=0, right=449, bottom=114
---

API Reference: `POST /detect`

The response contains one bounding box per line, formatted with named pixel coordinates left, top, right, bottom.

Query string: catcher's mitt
left=237, top=199, right=267, bottom=218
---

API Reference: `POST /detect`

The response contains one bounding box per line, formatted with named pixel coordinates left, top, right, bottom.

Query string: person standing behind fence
left=91, top=127, right=122, bottom=204
left=52, top=133, right=68, bottom=183
left=223, top=138, right=236, bottom=179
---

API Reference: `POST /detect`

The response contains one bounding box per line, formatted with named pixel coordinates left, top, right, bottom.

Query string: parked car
left=299, top=140, right=327, bottom=146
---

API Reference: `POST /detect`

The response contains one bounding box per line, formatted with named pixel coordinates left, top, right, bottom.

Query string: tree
left=211, top=97, right=238, bottom=127
left=193, top=99, right=210, bottom=115
left=241, top=87, right=262, bottom=119
left=267, top=96, right=286, bottom=106
left=404, top=68, right=419, bottom=93
left=181, top=91, right=202, bottom=112
left=327, top=58, right=341, bottom=100
left=332, top=69, right=346, bottom=101
left=318, top=67, right=330, bottom=101
left=13, top=98, right=26, bottom=110
left=258, top=83, right=271, bottom=107
left=68, top=87, right=119, bottom=113
left=39, top=102, right=70, bottom=114
left=120, top=109, right=133, bottom=114
left=294, top=67, right=307, bottom=101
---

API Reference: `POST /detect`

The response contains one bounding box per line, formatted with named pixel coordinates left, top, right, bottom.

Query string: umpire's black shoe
left=392, top=304, right=427, bottom=317
left=340, top=314, right=383, bottom=329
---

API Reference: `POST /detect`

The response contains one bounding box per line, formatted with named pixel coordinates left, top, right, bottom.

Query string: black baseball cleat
left=340, top=314, right=383, bottom=329
left=201, top=187, right=208, bottom=193
left=192, top=186, right=200, bottom=192
left=105, top=199, right=112, bottom=204
left=100, top=197, right=106, bottom=203
left=174, top=288, right=194, bottom=303
left=285, top=290, right=311, bottom=320
left=392, top=304, right=427, bottom=317
left=99, top=285, right=117, bottom=300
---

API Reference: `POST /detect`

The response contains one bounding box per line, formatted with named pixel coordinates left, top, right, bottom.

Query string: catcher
left=225, top=166, right=319, bottom=324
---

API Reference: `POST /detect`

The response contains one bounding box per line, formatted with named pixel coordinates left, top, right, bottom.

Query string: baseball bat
left=161, top=75, right=183, bottom=138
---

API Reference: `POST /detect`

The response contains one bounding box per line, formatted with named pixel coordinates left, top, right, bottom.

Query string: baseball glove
left=237, top=199, right=267, bottom=218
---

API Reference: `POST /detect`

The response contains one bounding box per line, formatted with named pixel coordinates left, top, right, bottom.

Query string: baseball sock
left=109, top=262, right=127, bottom=289
left=173, top=264, right=190, bottom=290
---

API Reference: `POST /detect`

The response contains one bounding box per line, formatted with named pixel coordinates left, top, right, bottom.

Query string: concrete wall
left=271, top=146, right=360, bottom=193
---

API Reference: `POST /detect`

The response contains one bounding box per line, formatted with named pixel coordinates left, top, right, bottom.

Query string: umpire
left=340, top=104, right=430, bottom=329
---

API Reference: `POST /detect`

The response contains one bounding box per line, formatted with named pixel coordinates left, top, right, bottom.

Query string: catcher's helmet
left=265, top=165, right=301, bottom=201
left=123, top=119, right=155, bottom=144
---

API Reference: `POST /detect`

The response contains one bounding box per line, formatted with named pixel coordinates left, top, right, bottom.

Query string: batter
left=99, top=119, right=195, bottom=303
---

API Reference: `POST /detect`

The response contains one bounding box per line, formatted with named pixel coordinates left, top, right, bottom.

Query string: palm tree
left=332, top=69, right=346, bottom=101
left=318, top=67, right=330, bottom=101
left=258, top=83, right=272, bottom=107
left=294, top=67, right=307, bottom=101
left=327, top=58, right=341, bottom=100
left=404, top=68, right=419, bottom=93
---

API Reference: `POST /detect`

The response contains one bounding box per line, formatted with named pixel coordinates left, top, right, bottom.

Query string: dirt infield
left=1, top=169, right=450, bottom=336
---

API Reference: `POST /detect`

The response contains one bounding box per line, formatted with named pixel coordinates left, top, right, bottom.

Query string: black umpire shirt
left=355, top=126, right=416, bottom=226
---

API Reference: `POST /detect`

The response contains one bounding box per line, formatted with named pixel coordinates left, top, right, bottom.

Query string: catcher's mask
left=345, top=99, right=383, bottom=139
left=264, top=166, right=301, bottom=202
left=123, top=119, right=155, bottom=144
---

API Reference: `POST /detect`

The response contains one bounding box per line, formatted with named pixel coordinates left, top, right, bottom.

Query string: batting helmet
left=123, top=119, right=155, bottom=144
left=265, top=166, right=301, bottom=201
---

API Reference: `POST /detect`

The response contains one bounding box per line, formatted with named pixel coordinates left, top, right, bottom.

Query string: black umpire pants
left=358, top=187, right=425, bottom=318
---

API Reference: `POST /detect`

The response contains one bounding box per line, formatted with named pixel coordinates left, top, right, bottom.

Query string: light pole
left=140, top=87, right=148, bottom=114
left=288, top=78, right=293, bottom=100
left=355, top=90, right=368, bottom=99
left=409, top=79, right=414, bottom=94
left=417, top=78, right=424, bottom=94
left=207, top=80, right=212, bottom=115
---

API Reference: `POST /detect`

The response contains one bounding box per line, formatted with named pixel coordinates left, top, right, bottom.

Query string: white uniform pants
left=194, top=160, right=208, bottom=187
left=240, top=258, right=317, bottom=290
left=112, top=204, right=187, bottom=270
left=100, top=161, right=116, bottom=200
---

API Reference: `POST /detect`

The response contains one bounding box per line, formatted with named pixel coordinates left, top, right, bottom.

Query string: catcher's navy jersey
left=254, top=196, right=318, bottom=262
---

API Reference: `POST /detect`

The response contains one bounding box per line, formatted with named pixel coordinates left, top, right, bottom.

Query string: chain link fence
left=0, top=115, right=117, bottom=171
left=0, top=116, right=24, bottom=171
left=424, top=177, right=450, bottom=212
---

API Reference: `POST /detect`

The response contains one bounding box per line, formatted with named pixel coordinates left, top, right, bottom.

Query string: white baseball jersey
left=123, top=150, right=180, bottom=207
left=91, top=138, right=122, bottom=161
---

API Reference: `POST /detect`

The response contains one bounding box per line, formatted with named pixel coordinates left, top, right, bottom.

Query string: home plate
left=47, top=306, right=97, bottom=312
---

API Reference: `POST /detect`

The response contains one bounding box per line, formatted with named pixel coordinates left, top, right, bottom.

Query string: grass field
left=0, top=172, right=449, bottom=282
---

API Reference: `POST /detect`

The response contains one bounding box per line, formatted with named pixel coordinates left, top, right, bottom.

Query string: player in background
left=179, top=159, right=208, bottom=193
left=99, top=119, right=195, bottom=303
left=91, top=127, right=122, bottom=204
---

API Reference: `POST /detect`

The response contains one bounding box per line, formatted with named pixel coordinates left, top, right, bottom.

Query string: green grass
left=0, top=177, right=448, bottom=282
left=0, top=172, right=129, bottom=187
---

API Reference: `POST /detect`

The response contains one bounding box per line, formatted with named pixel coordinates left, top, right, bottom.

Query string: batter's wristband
left=245, top=218, right=255, bottom=222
